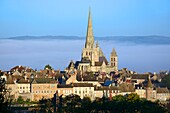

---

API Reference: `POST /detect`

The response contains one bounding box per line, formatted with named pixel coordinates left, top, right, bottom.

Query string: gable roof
left=57, top=84, right=73, bottom=88
left=73, top=83, right=93, bottom=87
left=99, top=56, right=108, bottom=65
left=131, top=74, right=148, bottom=80
left=31, top=78, right=57, bottom=84
left=157, top=87, right=169, bottom=93
left=18, top=78, right=30, bottom=84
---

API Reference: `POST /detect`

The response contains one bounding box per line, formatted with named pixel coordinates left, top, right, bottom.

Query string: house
left=31, top=78, right=58, bottom=101
left=72, top=83, right=95, bottom=100
left=57, top=84, right=73, bottom=97
left=156, top=87, right=169, bottom=102
left=131, top=74, right=148, bottom=85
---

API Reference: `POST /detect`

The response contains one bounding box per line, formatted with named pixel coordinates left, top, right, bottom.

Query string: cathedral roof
left=67, top=60, right=75, bottom=69
left=99, top=56, right=108, bottom=65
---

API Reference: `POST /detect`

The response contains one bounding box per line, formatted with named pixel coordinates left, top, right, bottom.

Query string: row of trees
left=32, top=93, right=167, bottom=113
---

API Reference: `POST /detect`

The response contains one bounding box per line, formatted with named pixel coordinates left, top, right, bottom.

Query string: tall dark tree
left=161, top=74, right=170, bottom=89
left=44, top=64, right=53, bottom=70
left=0, top=72, right=12, bottom=113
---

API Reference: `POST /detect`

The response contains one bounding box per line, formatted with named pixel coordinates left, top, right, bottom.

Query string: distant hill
left=2, top=35, right=170, bottom=45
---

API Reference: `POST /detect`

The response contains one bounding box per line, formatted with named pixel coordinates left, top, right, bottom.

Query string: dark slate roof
left=73, top=83, right=93, bottom=87
left=31, top=78, right=57, bottom=84
left=99, top=56, right=108, bottom=65
left=157, top=87, right=169, bottom=93
left=67, top=60, right=75, bottom=69
left=57, top=84, right=73, bottom=88
left=60, top=71, right=66, bottom=74
left=131, top=74, right=148, bottom=80
left=74, top=61, right=90, bottom=69
left=17, top=78, right=30, bottom=84
left=95, top=86, right=119, bottom=91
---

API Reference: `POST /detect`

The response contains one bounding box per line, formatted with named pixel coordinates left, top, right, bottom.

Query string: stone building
left=31, top=78, right=58, bottom=101
left=67, top=9, right=118, bottom=74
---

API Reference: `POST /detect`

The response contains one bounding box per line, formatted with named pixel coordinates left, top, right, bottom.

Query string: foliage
left=44, top=64, right=53, bottom=70
left=31, top=93, right=167, bottom=113
left=17, top=96, right=24, bottom=104
left=0, top=72, right=13, bottom=113
left=39, top=98, right=53, bottom=113
left=161, top=74, right=170, bottom=89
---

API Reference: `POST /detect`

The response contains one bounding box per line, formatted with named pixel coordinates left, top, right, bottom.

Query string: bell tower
left=110, top=48, right=118, bottom=71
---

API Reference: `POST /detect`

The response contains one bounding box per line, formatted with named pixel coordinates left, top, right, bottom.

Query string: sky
left=0, top=0, right=170, bottom=38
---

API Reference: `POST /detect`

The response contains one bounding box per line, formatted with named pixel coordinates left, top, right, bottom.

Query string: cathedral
left=66, top=9, right=118, bottom=74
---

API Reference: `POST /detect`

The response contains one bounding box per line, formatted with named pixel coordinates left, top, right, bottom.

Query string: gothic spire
left=85, top=7, right=94, bottom=49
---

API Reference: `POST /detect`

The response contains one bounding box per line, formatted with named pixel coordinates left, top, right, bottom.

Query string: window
left=20, top=87, right=22, bottom=89
left=111, top=58, right=113, bottom=61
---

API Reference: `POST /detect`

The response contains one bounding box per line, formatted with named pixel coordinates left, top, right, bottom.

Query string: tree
left=62, top=94, right=81, bottom=113
left=80, top=97, right=92, bottom=113
left=39, top=98, right=53, bottom=113
left=0, top=72, right=13, bottom=113
left=17, top=96, right=24, bottom=104
left=44, top=64, right=53, bottom=70
left=161, top=74, right=170, bottom=89
left=112, top=94, right=126, bottom=102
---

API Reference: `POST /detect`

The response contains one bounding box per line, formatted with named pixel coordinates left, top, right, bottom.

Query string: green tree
left=80, top=97, right=92, bottom=113
left=0, top=71, right=13, bottom=113
left=62, top=94, right=81, bottom=113
left=161, top=74, right=170, bottom=89
left=112, top=94, right=126, bottom=102
left=17, top=96, right=24, bottom=104
left=126, top=93, right=140, bottom=102
left=44, top=64, right=53, bottom=70
left=39, top=98, right=53, bottom=113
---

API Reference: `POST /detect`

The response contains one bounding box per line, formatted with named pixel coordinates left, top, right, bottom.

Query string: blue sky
left=0, top=0, right=170, bottom=38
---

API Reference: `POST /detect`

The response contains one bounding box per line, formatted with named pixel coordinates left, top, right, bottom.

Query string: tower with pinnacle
left=82, top=8, right=100, bottom=66
left=69, top=8, right=118, bottom=73
left=110, top=48, right=118, bottom=70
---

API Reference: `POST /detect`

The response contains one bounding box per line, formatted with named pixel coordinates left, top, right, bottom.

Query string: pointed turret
left=111, top=48, right=117, bottom=56
left=85, top=8, right=94, bottom=49
left=146, top=75, right=153, bottom=88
